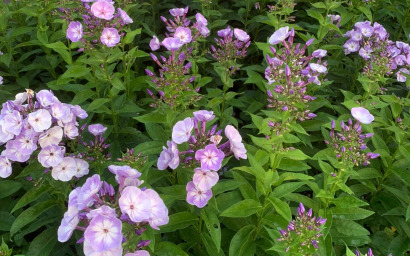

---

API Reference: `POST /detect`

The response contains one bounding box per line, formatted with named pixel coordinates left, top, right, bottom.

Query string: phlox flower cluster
left=325, top=107, right=379, bottom=166
left=157, top=110, right=247, bottom=208
left=277, top=203, right=326, bottom=254
left=146, top=7, right=210, bottom=109
left=150, top=6, right=210, bottom=51
left=265, top=27, right=327, bottom=121
left=210, top=26, right=251, bottom=74
left=58, top=167, right=168, bottom=256
left=61, top=0, right=133, bottom=48
left=344, top=21, right=410, bottom=83
left=0, top=90, right=88, bottom=181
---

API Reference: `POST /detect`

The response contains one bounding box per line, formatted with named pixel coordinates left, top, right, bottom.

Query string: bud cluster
left=264, top=26, right=327, bottom=121
left=210, top=26, right=251, bottom=75
left=277, top=203, right=327, bottom=254
left=325, top=107, right=379, bottom=166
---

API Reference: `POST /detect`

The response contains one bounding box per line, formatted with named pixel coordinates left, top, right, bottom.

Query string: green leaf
left=229, top=225, right=256, bottom=256
left=159, top=212, right=198, bottom=233
left=134, top=112, right=167, bottom=124
left=333, top=219, right=370, bottom=236
left=155, top=242, right=189, bottom=256
left=0, top=238, right=12, bottom=256
left=87, top=98, right=110, bottom=112
left=279, top=149, right=310, bottom=160
left=346, top=245, right=357, bottom=256
left=271, top=182, right=305, bottom=198
left=61, top=65, right=90, bottom=79
left=10, top=200, right=56, bottom=236
left=0, top=180, right=22, bottom=199
left=212, top=180, right=244, bottom=195
left=26, top=228, right=57, bottom=256
left=0, top=211, right=15, bottom=231
left=332, top=196, right=368, bottom=208
left=201, top=208, right=221, bottom=251
left=406, top=204, right=410, bottom=222
left=124, top=28, right=141, bottom=44
left=220, top=199, right=262, bottom=218
left=306, top=9, right=324, bottom=24
left=331, top=207, right=374, bottom=220
left=357, top=6, right=372, bottom=21
left=269, top=197, right=291, bottom=221
left=12, top=186, right=50, bottom=213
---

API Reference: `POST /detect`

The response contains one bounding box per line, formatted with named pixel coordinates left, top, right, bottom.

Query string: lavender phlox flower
left=169, top=7, right=187, bottom=17
left=38, top=145, right=64, bottom=168
left=396, top=68, right=409, bottom=82
left=162, top=37, right=183, bottom=51
left=157, top=140, right=180, bottom=170
left=88, top=124, right=107, bottom=136
left=5, top=140, right=31, bottom=163
left=312, top=49, right=327, bottom=58
left=0, top=156, right=12, bottom=178
left=74, top=158, right=89, bottom=178
left=84, top=214, right=122, bottom=252
left=86, top=205, right=117, bottom=220
left=150, top=36, right=160, bottom=51
left=143, top=189, right=169, bottom=229
left=125, top=251, right=150, bottom=256
left=83, top=238, right=123, bottom=256
left=108, top=165, right=142, bottom=187
left=3, top=110, right=23, bottom=135
left=351, top=107, right=374, bottom=124
left=192, top=168, right=219, bottom=191
left=51, top=157, right=77, bottom=181
left=117, top=8, right=133, bottom=24
left=269, top=26, right=290, bottom=45
left=172, top=117, right=194, bottom=144
left=174, top=27, right=192, bottom=44
left=90, top=0, right=115, bottom=20
left=225, top=125, right=247, bottom=160
left=186, top=181, right=212, bottom=208
left=28, top=109, right=52, bottom=132
left=218, top=26, right=232, bottom=38
left=234, top=28, right=250, bottom=42
left=58, top=211, right=80, bottom=242
left=78, top=174, right=102, bottom=209
left=193, top=110, right=214, bottom=122
left=195, top=13, right=208, bottom=26
left=66, top=21, right=83, bottom=42
left=38, top=126, right=63, bottom=148
left=100, top=28, right=120, bottom=47
left=118, top=186, right=151, bottom=223
left=195, top=144, right=225, bottom=171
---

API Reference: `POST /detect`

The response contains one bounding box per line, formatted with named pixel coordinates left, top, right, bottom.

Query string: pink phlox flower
left=186, top=181, right=212, bottom=208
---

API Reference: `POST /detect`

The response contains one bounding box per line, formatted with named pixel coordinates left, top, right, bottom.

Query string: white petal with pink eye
left=28, top=109, right=52, bottom=132
left=64, top=122, right=79, bottom=139
left=39, top=126, right=63, bottom=148
left=74, top=158, right=89, bottom=178
left=83, top=214, right=122, bottom=253
left=0, top=156, right=12, bottom=178
left=172, top=117, right=194, bottom=144
left=193, top=168, right=219, bottom=191
left=51, top=157, right=77, bottom=181
left=119, top=186, right=151, bottom=223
